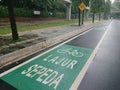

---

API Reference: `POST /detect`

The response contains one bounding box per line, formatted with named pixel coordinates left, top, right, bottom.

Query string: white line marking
left=69, top=21, right=112, bottom=90
left=0, top=21, right=111, bottom=90
left=0, top=27, right=93, bottom=77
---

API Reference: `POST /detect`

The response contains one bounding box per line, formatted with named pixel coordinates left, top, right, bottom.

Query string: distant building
left=115, top=0, right=120, bottom=2
left=111, top=0, right=120, bottom=18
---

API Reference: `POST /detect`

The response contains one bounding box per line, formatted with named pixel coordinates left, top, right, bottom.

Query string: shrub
left=40, top=11, right=49, bottom=17
left=55, top=12, right=65, bottom=18
left=14, top=8, right=33, bottom=17
left=0, top=6, right=8, bottom=17
left=0, top=6, right=33, bottom=18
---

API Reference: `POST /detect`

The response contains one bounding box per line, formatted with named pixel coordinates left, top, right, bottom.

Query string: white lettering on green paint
left=67, top=60, right=78, bottom=69
left=21, top=64, right=64, bottom=89
left=42, top=71, right=58, bottom=84
left=43, top=54, right=78, bottom=69
left=57, top=48, right=84, bottom=57
left=48, top=56, right=59, bottom=63
left=49, top=74, right=64, bottom=89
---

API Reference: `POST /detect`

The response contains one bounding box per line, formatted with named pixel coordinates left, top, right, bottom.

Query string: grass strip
left=0, top=20, right=77, bottom=35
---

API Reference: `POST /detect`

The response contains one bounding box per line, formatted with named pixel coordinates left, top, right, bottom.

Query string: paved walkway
left=19, top=21, right=91, bottom=39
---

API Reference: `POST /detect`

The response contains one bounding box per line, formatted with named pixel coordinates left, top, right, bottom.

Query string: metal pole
left=78, top=9, right=81, bottom=26
left=78, top=0, right=82, bottom=26
left=82, top=10, right=84, bottom=24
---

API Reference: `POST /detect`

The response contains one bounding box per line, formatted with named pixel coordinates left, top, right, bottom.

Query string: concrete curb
left=0, top=22, right=102, bottom=68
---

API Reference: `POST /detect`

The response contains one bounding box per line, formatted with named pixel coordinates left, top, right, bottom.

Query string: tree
left=90, top=0, right=105, bottom=22
left=98, top=0, right=105, bottom=21
left=90, top=0, right=97, bottom=23
left=3, top=0, right=19, bottom=40
left=104, top=0, right=111, bottom=19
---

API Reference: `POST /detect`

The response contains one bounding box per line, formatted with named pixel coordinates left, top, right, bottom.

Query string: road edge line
left=69, top=21, right=112, bottom=90
left=0, top=27, right=93, bottom=77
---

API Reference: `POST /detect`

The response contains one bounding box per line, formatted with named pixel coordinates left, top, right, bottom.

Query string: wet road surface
left=78, top=20, right=120, bottom=90
left=1, top=20, right=119, bottom=90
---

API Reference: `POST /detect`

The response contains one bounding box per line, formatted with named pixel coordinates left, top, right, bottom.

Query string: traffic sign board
left=0, top=44, right=93, bottom=90
left=79, top=2, right=86, bottom=11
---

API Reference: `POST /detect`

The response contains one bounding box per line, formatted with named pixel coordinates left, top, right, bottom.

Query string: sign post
left=78, top=2, right=86, bottom=25
left=78, top=9, right=81, bottom=26
left=79, top=2, right=86, bottom=11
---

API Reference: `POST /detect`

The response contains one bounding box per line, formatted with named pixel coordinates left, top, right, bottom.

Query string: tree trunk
left=78, top=9, right=81, bottom=26
left=82, top=10, right=84, bottom=25
left=99, top=13, right=101, bottom=21
left=92, top=13, right=95, bottom=23
left=7, top=0, right=19, bottom=40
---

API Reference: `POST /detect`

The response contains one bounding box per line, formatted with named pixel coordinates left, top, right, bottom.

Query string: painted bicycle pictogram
left=57, top=48, right=84, bottom=57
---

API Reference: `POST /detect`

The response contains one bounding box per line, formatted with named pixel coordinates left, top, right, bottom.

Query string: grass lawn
left=0, top=20, right=77, bottom=35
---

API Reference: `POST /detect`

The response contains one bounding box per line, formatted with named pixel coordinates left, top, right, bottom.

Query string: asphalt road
left=78, top=20, right=120, bottom=90
left=1, top=20, right=120, bottom=90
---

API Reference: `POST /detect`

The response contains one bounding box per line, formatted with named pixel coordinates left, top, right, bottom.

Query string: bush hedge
left=14, top=8, right=33, bottom=17
left=0, top=6, right=33, bottom=17
left=0, top=6, right=65, bottom=18
left=55, top=12, right=65, bottom=18
left=0, top=6, right=8, bottom=17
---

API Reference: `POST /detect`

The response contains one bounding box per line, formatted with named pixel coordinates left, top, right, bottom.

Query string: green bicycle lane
left=0, top=23, right=108, bottom=90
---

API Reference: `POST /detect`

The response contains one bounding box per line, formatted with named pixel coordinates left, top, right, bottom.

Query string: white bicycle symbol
left=57, top=48, right=84, bottom=57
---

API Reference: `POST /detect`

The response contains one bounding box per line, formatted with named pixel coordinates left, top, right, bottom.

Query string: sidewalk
left=0, top=20, right=105, bottom=68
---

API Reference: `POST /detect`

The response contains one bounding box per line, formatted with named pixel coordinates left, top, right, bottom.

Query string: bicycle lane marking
left=0, top=44, right=93, bottom=90
left=0, top=22, right=111, bottom=90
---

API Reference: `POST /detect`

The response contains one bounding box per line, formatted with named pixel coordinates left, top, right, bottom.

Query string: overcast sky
left=110, top=0, right=114, bottom=3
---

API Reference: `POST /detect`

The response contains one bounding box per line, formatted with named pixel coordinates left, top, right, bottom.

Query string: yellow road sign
left=79, top=2, right=86, bottom=11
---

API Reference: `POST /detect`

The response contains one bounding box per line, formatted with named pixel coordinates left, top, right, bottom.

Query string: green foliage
left=10, top=38, right=24, bottom=43
left=90, top=0, right=105, bottom=13
left=104, top=0, right=111, bottom=16
left=55, top=12, right=65, bottom=18
left=0, top=6, right=33, bottom=17
left=0, top=6, right=8, bottom=17
left=40, top=11, right=50, bottom=17
left=0, top=0, right=66, bottom=18
left=71, top=0, right=79, bottom=12
left=71, top=0, right=90, bottom=16
left=14, top=8, right=33, bottom=17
